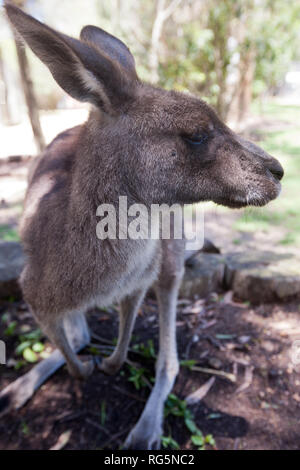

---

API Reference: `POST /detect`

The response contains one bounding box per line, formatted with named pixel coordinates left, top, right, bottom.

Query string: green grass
left=252, top=102, right=300, bottom=122
left=0, top=225, right=19, bottom=242
left=233, top=208, right=282, bottom=233
left=235, top=102, right=300, bottom=247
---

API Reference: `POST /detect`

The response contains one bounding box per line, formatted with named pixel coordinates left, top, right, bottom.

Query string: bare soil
left=1, top=293, right=300, bottom=450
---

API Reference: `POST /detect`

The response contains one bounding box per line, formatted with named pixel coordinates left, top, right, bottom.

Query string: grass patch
left=233, top=207, right=282, bottom=233
left=0, top=225, right=19, bottom=241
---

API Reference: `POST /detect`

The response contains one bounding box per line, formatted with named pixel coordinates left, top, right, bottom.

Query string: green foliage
left=125, top=341, right=215, bottom=449
left=22, top=347, right=38, bottom=363
left=4, top=320, right=17, bottom=336
left=88, top=346, right=102, bottom=356
left=161, top=434, right=180, bottom=450
left=2, top=0, right=298, bottom=119
left=20, top=421, right=30, bottom=436
left=126, top=363, right=153, bottom=390
left=156, top=0, right=300, bottom=118
left=0, top=225, right=19, bottom=242
left=164, top=393, right=216, bottom=450
left=126, top=340, right=157, bottom=389
left=180, top=359, right=197, bottom=370
left=253, top=1, right=300, bottom=95
left=15, top=328, right=45, bottom=365
left=132, top=339, right=156, bottom=359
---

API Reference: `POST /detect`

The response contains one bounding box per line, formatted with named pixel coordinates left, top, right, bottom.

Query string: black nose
left=267, top=161, right=284, bottom=181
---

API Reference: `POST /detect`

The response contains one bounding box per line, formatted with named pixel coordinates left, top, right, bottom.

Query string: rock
left=180, top=249, right=300, bottom=303
left=184, top=238, right=220, bottom=267
left=1, top=240, right=299, bottom=305
left=0, top=241, right=25, bottom=299
left=201, top=238, right=221, bottom=254
left=224, top=251, right=300, bottom=303
left=180, top=253, right=225, bottom=299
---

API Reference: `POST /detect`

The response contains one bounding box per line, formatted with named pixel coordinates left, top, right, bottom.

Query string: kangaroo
left=1, top=4, right=283, bottom=450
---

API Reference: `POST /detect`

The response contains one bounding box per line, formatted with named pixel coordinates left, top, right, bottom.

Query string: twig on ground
left=190, top=365, right=236, bottom=383
left=113, top=385, right=146, bottom=402
left=101, top=426, right=132, bottom=449
left=85, top=418, right=110, bottom=436
left=91, top=339, right=153, bottom=359
left=91, top=332, right=114, bottom=345
left=55, top=410, right=85, bottom=423
left=204, top=334, right=226, bottom=351
left=198, top=319, right=217, bottom=330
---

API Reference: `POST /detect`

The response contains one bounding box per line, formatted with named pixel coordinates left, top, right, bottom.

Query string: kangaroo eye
left=183, top=133, right=209, bottom=146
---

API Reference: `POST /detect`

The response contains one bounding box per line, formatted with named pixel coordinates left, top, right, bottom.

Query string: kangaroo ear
left=80, top=26, right=137, bottom=79
left=5, top=4, right=135, bottom=113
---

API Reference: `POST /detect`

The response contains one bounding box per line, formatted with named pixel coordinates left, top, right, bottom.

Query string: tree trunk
left=237, top=48, right=255, bottom=122
left=13, top=35, right=45, bottom=153
left=10, top=0, right=45, bottom=153
left=149, top=0, right=182, bottom=84
left=0, top=47, right=12, bottom=125
left=0, top=46, right=21, bottom=125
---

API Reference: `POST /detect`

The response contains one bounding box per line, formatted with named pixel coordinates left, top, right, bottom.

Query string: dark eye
left=183, top=133, right=209, bottom=146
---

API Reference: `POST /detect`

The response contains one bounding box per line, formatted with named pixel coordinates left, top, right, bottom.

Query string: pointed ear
left=80, top=26, right=137, bottom=79
left=5, top=4, right=136, bottom=113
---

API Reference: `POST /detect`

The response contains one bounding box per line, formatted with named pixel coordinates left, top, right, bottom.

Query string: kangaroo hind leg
left=41, top=310, right=94, bottom=380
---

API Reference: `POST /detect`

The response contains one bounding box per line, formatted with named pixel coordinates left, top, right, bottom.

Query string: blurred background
left=0, top=0, right=300, bottom=252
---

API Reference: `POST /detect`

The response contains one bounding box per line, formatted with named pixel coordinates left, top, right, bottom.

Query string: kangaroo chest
left=94, top=238, right=161, bottom=308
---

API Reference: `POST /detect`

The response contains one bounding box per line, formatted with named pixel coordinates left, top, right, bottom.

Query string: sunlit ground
left=0, top=108, right=89, bottom=159
left=0, top=108, right=89, bottom=239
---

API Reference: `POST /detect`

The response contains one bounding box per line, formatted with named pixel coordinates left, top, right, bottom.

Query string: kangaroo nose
left=267, top=160, right=284, bottom=181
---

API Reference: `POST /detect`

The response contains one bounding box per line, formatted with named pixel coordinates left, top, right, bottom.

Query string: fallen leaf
left=50, top=430, right=72, bottom=450
left=186, top=377, right=215, bottom=405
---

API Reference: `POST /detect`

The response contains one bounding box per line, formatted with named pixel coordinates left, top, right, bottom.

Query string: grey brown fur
left=2, top=4, right=283, bottom=449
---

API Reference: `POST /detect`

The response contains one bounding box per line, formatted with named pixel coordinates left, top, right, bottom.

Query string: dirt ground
left=1, top=292, right=300, bottom=450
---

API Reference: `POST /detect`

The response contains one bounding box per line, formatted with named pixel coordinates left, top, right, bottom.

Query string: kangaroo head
left=6, top=4, right=283, bottom=208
